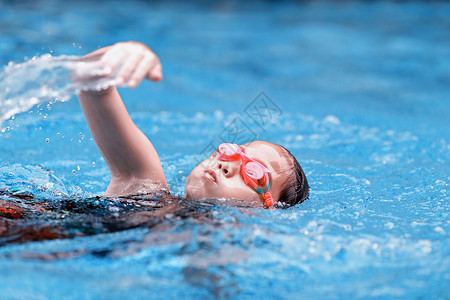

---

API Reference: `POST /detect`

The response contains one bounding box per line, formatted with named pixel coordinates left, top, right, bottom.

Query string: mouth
left=204, top=169, right=217, bottom=184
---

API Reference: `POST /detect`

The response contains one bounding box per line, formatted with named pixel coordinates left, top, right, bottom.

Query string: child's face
left=185, top=141, right=291, bottom=207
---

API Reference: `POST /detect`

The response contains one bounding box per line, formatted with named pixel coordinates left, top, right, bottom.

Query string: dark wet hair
left=277, top=146, right=309, bottom=208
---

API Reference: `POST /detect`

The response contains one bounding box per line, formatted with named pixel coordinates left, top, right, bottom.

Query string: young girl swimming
left=78, top=41, right=309, bottom=209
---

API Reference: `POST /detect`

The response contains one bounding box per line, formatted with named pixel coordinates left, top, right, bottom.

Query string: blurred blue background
left=0, top=0, right=449, bottom=299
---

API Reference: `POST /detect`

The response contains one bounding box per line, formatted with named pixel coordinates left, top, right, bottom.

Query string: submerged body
left=0, top=188, right=211, bottom=246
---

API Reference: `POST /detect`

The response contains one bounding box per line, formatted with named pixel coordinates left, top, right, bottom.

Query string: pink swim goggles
left=211, top=143, right=274, bottom=208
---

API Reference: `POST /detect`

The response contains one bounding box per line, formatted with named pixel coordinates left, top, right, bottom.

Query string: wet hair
left=277, top=146, right=309, bottom=208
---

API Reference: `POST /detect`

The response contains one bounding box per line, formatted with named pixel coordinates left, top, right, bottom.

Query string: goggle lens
left=244, top=161, right=265, bottom=180
left=218, top=143, right=239, bottom=156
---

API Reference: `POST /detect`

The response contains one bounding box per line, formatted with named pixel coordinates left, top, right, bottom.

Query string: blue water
left=0, top=0, right=449, bottom=299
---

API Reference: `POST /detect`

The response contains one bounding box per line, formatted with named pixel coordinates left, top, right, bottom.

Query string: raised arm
left=77, top=42, right=168, bottom=196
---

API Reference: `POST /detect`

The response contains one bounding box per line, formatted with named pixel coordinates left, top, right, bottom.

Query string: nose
left=216, top=160, right=240, bottom=178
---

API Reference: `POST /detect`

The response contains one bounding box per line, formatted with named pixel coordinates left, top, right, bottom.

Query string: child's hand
left=100, top=41, right=162, bottom=88
left=75, top=42, right=162, bottom=89
left=79, top=41, right=162, bottom=89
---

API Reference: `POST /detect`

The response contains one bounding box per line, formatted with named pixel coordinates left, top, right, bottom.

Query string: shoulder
left=105, top=177, right=170, bottom=197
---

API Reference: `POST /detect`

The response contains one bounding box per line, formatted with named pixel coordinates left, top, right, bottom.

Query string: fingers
left=148, top=63, right=163, bottom=82
left=128, top=53, right=159, bottom=88
left=99, top=42, right=162, bottom=88
left=115, top=52, right=144, bottom=86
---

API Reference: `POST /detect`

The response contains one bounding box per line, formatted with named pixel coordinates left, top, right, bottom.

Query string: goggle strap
left=254, top=177, right=271, bottom=194
left=263, top=192, right=274, bottom=208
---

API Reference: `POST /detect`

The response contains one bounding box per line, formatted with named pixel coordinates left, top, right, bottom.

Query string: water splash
left=0, top=54, right=118, bottom=127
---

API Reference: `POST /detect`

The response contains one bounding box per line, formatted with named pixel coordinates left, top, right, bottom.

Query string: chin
left=184, top=186, right=197, bottom=199
left=184, top=171, right=205, bottom=199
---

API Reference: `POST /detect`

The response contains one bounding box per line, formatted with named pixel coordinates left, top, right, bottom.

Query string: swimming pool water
left=0, top=0, right=449, bottom=299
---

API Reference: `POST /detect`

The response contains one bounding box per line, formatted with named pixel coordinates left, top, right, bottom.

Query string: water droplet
left=384, top=222, right=394, bottom=230
left=434, top=226, right=445, bottom=233
left=323, top=115, right=341, bottom=125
